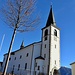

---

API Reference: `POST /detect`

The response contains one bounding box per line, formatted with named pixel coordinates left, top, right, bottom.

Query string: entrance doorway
left=53, top=69, right=59, bottom=75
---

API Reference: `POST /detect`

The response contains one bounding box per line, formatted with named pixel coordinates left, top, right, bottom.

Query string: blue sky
left=0, top=0, right=75, bottom=68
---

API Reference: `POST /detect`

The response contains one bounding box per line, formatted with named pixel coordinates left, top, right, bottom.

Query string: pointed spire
left=20, top=40, right=24, bottom=49
left=46, top=5, right=56, bottom=27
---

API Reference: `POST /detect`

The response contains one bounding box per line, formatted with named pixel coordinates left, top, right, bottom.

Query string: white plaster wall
left=42, top=26, right=50, bottom=74
left=49, top=25, right=60, bottom=74
left=42, top=25, right=60, bottom=75
left=2, top=24, right=60, bottom=75
left=3, top=45, right=33, bottom=74
left=2, top=42, right=41, bottom=75
left=31, top=42, right=41, bottom=75
left=35, top=59, right=44, bottom=75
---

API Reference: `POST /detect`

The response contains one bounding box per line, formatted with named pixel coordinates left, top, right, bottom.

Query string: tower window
left=44, top=29, right=48, bottom=41
left=54, top=29, right=57, bottom=36
left=45, top=44, right=46, bottom=48
left=55, top=60, right=56, bottom=64
left=44, top=29, right=48, bottom=36
left=44, top=36, right=47, bottom=41
left=55, top=45, right=56, bottom=48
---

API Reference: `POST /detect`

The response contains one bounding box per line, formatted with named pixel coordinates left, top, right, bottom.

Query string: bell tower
left=41, top=6, right=60, bottom=75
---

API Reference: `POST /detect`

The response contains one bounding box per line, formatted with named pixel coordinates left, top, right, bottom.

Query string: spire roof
left=46, top=6, right=56, bottom=27
left=20, top=40, right=24, bottom=49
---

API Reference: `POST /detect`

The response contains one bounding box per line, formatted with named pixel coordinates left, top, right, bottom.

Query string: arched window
left=54, top=29, right=57, bottom=36
left=13, top=65, right=15, bottom=71
left=44, top=29, right=48, bottom=41
left=18, top=64, right=20, bottom=70
left=25, top=63, right=27, bottom=70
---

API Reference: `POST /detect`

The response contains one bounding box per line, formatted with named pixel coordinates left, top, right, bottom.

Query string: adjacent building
left=70, top=62, right=75, bottom=75
left=2, top=6, right=60, bottom=75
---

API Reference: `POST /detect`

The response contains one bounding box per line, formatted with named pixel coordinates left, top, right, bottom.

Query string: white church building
left=2, top=6, right=60, bottom=75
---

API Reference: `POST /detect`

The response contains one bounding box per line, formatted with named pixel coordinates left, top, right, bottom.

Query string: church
left=2, top=6, right=60, bottom=75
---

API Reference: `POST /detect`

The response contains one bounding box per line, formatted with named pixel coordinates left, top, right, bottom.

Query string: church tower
left=41, top=6, right=60, bottom=75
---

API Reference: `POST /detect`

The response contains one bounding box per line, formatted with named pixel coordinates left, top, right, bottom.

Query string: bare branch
left=0, top=1, right=40, bottom=74
left=0, top=0, right=39, bottom=32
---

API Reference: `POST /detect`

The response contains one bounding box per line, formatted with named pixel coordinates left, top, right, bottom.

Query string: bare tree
left=1, top=0, right=39, bottom=75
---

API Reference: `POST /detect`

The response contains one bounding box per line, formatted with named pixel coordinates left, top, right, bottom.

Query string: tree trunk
left=2, top=26, right=17, bottom=75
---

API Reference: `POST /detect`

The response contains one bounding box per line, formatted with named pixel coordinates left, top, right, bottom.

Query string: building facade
left=70, top=62, right=75, bottom=75
left=2, top=6, right=60, bottom=75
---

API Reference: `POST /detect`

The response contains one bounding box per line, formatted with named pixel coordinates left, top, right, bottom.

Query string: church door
left=53, top=69, right=59, bottom=75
